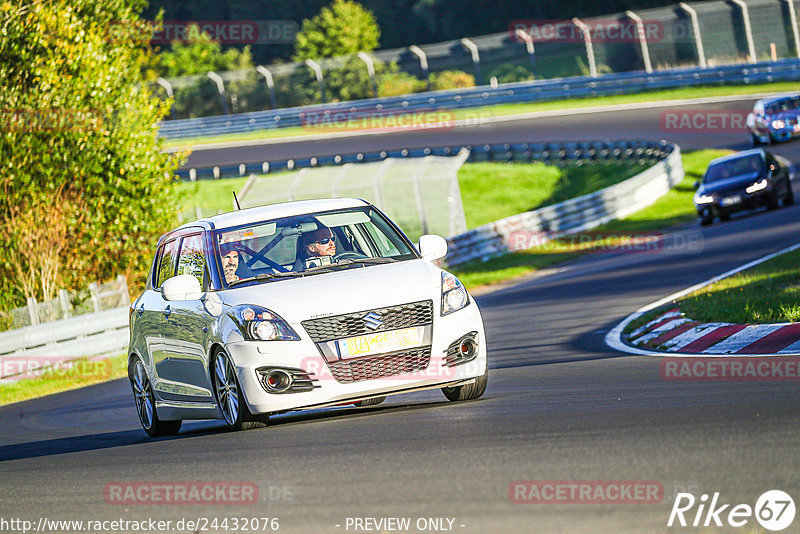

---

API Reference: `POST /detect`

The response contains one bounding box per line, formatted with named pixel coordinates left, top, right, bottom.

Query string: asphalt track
left=2, top=95, right=800, bottom=533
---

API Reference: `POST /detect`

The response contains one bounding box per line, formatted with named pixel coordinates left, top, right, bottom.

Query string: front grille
left=327, top=347, right=431, bottom=383
left=301, top=300, right=433, bottom=343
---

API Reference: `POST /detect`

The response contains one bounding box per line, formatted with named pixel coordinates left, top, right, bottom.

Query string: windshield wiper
left=227, top=271, right=304, bottom=286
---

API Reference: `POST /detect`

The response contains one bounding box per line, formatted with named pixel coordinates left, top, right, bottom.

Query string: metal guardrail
left=443, top=143, right=684, bottom=267
left=0, top=307, right=130, bottom=380
left=177, top=139, right=670, bottom=181
left=160, top=58, right=800, bottom=140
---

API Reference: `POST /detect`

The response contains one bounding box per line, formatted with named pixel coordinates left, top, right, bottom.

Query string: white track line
left=605, top=241, right=800, bottom=358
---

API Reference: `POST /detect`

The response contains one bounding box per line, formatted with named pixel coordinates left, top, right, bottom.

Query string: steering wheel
left=334, top=251, right=369, bottom=263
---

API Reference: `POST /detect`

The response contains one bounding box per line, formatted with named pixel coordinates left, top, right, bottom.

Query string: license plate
left=337, top=327, right=423, bottom=359
left=721, top=195, right=742, bottom=207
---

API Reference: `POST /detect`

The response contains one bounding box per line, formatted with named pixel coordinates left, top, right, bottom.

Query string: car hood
left=219, top=259, right=442, bottom=323
left=700, top=171, right=763, bottom=195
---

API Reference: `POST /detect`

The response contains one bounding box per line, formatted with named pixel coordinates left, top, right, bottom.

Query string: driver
left=298, top=227, right=337, bottom=269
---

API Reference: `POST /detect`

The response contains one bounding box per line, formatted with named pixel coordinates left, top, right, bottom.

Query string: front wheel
left=441, top=368, right=488, bottom=402
left=131, top=357, right=182, bottom=437
left=213, top=349, right=269, bottom=431
left=785, top=181, right=795, bottom=206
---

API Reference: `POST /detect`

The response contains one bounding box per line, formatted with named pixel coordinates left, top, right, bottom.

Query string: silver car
left=128, top=198, right=488, bottom=436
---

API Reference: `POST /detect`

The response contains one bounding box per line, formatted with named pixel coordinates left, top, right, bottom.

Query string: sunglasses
left=314, top=236, right=336, bottom=245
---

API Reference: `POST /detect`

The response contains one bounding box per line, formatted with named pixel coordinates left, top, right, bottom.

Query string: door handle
left=162, top=305, right=172, bottom=318
left=136, top=303, right=145, bottom=316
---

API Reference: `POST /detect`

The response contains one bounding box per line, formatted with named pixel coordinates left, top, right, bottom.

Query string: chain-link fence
left=0, top=275, right=130, bottom=332
left=156, top=0, right=800, bottom=120
left=235, top=150, right=469, bottom=241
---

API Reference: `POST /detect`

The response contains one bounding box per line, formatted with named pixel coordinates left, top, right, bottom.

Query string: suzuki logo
left=363, top=312, right=383, bottom=330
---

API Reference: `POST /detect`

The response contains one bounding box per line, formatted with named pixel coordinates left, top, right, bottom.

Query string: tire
left=699, top=217, right=713, bottom=226
left=751, top=133, right=760, bottom=147
left=441, top=367, right=488, bottom=402
left=131, top=357, right=182, bottom=437
left=719, top=213, right=731, bottom=221
left=785, top=181, right=795, bottom=206
left=767, top=192, right=779, bottom=210
left=355, top=396, right=386, bottom=407
left=212, top=349, right=269, bottom=431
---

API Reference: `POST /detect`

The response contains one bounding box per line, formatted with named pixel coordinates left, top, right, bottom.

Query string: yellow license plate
left=337, top=327, right=422, bottom=359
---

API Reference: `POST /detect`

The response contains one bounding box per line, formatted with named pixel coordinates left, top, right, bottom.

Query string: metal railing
left=160, top=58, right=800, bottom=140
left=443, top=142, right=683, bottom=267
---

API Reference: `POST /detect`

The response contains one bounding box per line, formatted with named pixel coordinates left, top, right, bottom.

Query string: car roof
left=707, top=149, right=766, bottom=167
left=174, top=198, right=371, bottom=233
left=756, top=94, right=800, bottom=107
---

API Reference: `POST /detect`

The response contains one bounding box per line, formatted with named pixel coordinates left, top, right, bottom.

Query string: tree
left=294, top=0, right=380, bottom=61
left=157, top=24, right=253, bottom=78
left=0, top=0, right=183, bottom=310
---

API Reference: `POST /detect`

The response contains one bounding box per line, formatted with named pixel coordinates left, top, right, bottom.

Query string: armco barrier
left=443, top=143, right=683, bottom=267
left=177, top=140, right=671, bottom=181
left=159, top=59, right=800, bottom=140
left=0, top=307, right=129, bottom=380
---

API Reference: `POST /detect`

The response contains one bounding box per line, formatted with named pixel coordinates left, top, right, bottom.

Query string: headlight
left=441, top=272, right=469, bottom=316
left=771, top=119, right=786, bottom=129
left=745, top=179, right=768, bottom=193
left=229, top=305, right=300, bottom=341
left=694, top=193, right=714, bottom=205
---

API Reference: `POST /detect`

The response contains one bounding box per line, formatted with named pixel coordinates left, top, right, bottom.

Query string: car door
left=154, top=232, right=215, bottom=404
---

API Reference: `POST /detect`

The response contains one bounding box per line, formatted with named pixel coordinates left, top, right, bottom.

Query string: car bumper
left=227, top=303, right=487, bottom=415
left=696, top=188, right=773, bottom=219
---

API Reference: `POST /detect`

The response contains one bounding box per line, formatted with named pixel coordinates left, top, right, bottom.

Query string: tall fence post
left=89, top=282, right=101, bottom=314
left=26, top=297, right=40, bottom=326
left=679, top=3, right=708, bottom=68
left=572, top=18, right=598, bottom=77
left=409, top=45, right=431, bottom=90
left=460, top=38, right=483, bottom=85
left=304, top=59, right=327, bottom=103
left=207, top=71, right=229, bottom=115
left=357, top=52, right=379, bottom=98
left=411, top=157, right=432, bottom=236
left=256, top=65, right=278, bottom=109
left=515, top=29, right=537, bottom=78
left=729, top=0, right=757, bottom=62
left=116, top=274, right=131, bottom=306
left=785, top=0, right=800, bottom=59
left=626, top=10, right=653, bottom=73
left=58, top=289, right=71, bottom=319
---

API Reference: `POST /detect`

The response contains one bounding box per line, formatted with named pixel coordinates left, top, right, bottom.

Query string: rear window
left=154, top=239, right=179, bottom=288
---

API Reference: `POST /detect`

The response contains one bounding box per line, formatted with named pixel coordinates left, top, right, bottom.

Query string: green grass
left=0, top=353, right=128, bottom=406
left=179, top=176, right=252, bottom=218
left=451, top=150, right=731, bottom=289
left=161, top=81, right=799, bottom=148
left=458, top=161, right=648, bottom=228
left=677, top=247, right=800, bottom=324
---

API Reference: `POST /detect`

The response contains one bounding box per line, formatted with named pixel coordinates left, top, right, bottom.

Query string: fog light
left=262, top=369, right=293, bottom=393
left=459, top=337, right=477, bottom=358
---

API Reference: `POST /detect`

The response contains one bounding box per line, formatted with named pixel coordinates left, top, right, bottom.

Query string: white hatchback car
left=128, top=198, right=488, bottom=436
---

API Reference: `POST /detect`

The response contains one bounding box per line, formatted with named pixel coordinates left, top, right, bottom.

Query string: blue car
left=694, top=149, right=794, bottom=226
left=747, top=94, right=800, bottom=145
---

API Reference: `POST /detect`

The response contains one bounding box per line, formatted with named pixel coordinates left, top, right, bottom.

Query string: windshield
left=704, top=154, right=763, bottom=184
left=765, top=96, right=800, bottom=114
left=213, top=207, right=417, bottom=287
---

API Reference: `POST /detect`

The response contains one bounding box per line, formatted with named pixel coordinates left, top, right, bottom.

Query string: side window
left=176, top=234, right=206, bottom=287
left=155, top=239, right=179, bottom=288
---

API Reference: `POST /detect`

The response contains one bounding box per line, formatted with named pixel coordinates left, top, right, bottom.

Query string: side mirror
left=162, top=274, right=203, bottom=301
left=418, top=234, right=448, bottom=261
left=693, top=180, right=700, bottom=190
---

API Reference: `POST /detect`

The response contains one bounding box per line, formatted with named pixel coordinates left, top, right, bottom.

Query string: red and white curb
left=606, top=241, right=800, bottom=357
left=628, top=309, right=800, bottom=354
